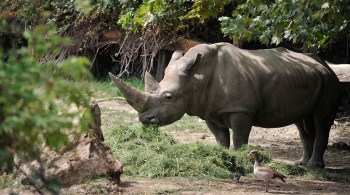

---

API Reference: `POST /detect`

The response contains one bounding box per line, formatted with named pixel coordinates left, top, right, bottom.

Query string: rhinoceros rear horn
left=109, top=72, right=148, bottom=112
left=145, top=72, right=160, bottom=93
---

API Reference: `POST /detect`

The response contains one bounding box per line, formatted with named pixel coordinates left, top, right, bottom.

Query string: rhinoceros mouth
left=139, top=113, right=159, bottom=125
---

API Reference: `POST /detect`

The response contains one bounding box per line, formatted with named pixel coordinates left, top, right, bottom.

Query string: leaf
left=259, top=34, right=270, bottom=45
left=292, top=35, right=298, bottom=44
left=271, top=35, right=282, bottom=45
left=321, top=2, right=329, bottom=9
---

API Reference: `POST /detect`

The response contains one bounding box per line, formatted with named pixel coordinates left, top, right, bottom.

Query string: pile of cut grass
left=105, top=124, right=268, bottom=179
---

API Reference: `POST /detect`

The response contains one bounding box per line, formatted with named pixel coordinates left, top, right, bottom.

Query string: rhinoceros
left=109, top=43, right=340, bottom=168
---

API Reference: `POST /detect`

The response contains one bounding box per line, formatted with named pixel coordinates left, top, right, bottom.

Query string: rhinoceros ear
left=170, top=50, right=184, bottom=62
left=178, top=53, right=202, bottom=76
left=145, top=72, right=160, bottom=93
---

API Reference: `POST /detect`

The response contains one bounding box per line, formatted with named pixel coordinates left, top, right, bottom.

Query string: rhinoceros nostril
left=144, top=115, right=159, bottom=124
left=145, top=115, right=153, bottom=120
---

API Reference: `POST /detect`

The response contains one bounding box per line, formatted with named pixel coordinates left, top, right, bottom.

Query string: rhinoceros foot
left=294, top=159, right=308, bottom=166
left=305, top=160, right=325, bottom=169
left=295, top=158, right=325, bottom=168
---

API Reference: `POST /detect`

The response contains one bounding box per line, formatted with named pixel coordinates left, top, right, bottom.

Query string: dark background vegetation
left=1, top=0, right=349, bottom=80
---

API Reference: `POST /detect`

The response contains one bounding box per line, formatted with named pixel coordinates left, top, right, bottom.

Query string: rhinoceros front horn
left=109, top=72, right=148, bottom=112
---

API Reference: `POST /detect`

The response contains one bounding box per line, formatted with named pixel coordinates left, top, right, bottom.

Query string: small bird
left=248, top=150, right=286, bottom=192
left=233, top=172, right=241, bottom=182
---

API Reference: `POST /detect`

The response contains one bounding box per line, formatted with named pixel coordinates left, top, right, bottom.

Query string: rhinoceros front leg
left=205, top=120, right=230, bottom=148
left=228, top=113, right=253, bottom=149
left=307, top=113, right=337, bottom=168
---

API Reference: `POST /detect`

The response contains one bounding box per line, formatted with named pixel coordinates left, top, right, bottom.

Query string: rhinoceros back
left=199, top=43, right=338, bottom=128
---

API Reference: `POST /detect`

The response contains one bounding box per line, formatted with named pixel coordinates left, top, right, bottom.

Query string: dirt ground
left=94, top=100, right=350, bottom=194
left=113, top=133, right=350, bottom=194
left=3, top=100, right=350, bottom=194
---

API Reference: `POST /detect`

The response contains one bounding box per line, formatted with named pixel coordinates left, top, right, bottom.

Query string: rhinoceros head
left=109, top=50, right=201, bottom=126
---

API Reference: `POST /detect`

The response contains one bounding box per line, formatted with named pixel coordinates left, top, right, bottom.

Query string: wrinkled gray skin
left=109, top=43, right=340, bottom=168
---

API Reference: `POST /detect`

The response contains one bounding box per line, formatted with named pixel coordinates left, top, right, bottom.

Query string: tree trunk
left=156, top=50, right=168, bottom=81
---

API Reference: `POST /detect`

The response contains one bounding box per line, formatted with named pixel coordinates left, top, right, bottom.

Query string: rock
left=19, top=101, right=123, bottom=188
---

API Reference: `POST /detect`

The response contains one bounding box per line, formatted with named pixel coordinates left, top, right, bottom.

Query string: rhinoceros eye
left=163, top=92, right=172, bottom=100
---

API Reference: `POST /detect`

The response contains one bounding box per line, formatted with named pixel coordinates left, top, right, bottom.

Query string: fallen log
left=329, top=64, right=350, bottom=82
left=18, top=101, right=123, bottom=190
left=328, top=63, right=350, bottom=123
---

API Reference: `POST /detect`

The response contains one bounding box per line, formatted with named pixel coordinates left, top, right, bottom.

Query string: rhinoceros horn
left=144, top=72, right=160, bottom=93
left=109, top=72, right=148, bottom=112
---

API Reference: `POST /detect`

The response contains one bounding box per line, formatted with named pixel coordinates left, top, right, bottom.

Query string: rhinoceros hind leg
left=307, top=77, right=340, bottom=168
left=295, top=118, right=315, bottom=166
left=306, top=116, right=335, bottom=168
left=205, top=120, right=230, bottom=148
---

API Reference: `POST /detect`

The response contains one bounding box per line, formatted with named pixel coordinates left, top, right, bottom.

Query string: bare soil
left=95, top=100, right=350, bottom=194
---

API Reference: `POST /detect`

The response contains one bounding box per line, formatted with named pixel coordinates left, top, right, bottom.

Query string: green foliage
left=0, top=0, right=125, bottom=40
left=220, top=0, right=349, bottom=49
left=0, top=22, right=92, bottom=172
left=185, top=0, right=232, bottom=23
left=116, top=0, right=348, bottom=49
left=5, top=0, right=348, bottom=53
left=117, top=0, right=192, bottom=32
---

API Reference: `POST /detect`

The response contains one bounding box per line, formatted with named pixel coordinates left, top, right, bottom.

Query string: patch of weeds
left=76, top=76, right=144, bottom=99
left=83, top=176, right=110, bottom=194
left=75, top=80, right=119, bottom=99
left=123, top=76, right=144, bottom=91
left=303, top=169, right=328, bottom=181
left=101, top=106, right=138, bottom=140
left=155, top=188, right=182, bottom=194
left=267, top=161, right=307, bottom=178
left=162, top=114, right=208, bottom=133
left=0, top=173, right=16, bottom=189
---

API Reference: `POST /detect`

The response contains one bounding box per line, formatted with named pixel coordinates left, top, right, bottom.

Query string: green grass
left=75, top=76, right=144, bottom=99
left=0, top=174, right=16, bottom=189
left=104, top=122, right=267, bottom=179
left=266, top=161, right=331, bottom=181
left=162, top=114, right=208, bottom=133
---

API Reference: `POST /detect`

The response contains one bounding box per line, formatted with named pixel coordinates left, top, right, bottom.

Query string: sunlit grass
left=104, top=123, right=267, bottom=179
left=162, top=114, right=208, bottom=133
left=75, top=76, right=144, bottom=99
